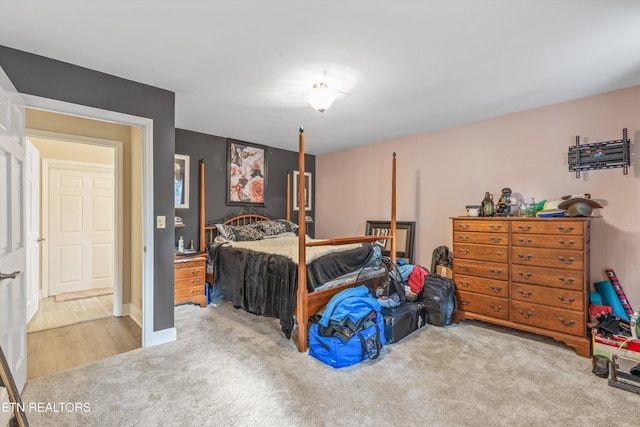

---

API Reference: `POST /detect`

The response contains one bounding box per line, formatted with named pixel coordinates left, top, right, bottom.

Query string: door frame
left=21, top=94, right=170, bottom=348
left=34, top=133, right=121, bottom=313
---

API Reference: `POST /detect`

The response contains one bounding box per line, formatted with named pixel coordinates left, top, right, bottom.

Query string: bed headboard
left=201, top=211, right=273, bottom=250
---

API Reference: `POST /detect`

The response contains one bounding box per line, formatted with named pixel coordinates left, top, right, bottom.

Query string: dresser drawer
left=454, top=275, right=507, bottom=298
left=510, top=265, right=583, bottom=291
left=511, top=282, right=584, bottom=311
left=453, top=243, right=507, bottom=262
left=510, top=247, right=584, bottom=270
left=454, top=259, right=508, bottom=280
left=511, top=220, right=584, bottom=235
left=175, top=275, right=205, bottom=290
left=453, top=219, right=509, bottom=233
left=511, top=301, right=585, bottom=337
left=175, top=285, right=205, bottom=300
left=453, top=231, right=507, bottom=246
left=175, top=263, right=205, bottom=279
left=457, top=291, right=509, bottom=320
left=512, top=233, right=585, bottom=250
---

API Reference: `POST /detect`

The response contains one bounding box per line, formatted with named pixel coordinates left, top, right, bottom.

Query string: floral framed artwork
left=227, top=139, right=267, bottom=206
left=293, top=170, right=312, bottom=211
left=174, top=154, right=189, bottom=209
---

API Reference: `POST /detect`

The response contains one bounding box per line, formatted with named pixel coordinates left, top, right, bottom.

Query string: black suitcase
left=421, top=274, right=456, bottom=326
left=381, top=302, right=427, bottom=344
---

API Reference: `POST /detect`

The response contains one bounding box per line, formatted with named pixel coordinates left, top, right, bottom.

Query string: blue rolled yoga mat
left=594, top=280, right=630, bottom=322
left=590, top=291, right=604, bottom=305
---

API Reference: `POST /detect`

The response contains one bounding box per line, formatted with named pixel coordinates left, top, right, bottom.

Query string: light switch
left=157, top=215, right=166, bottom=228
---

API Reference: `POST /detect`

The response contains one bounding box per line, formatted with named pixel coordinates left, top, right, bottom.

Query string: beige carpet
left=22, top=302, right=639, bottom=427
left=54, top=287, right=113, bottom=302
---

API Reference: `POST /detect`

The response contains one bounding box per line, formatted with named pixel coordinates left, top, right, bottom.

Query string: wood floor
left=27, top=294, right=114, bottom=333
left=27, top=293, right=141, bottom=379
left=27, top=316, right=141, bottom=379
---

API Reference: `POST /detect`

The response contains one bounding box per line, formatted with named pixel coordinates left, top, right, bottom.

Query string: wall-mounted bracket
left=568, top=128, right=631, bottom=178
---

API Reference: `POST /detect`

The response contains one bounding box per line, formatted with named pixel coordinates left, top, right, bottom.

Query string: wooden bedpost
left=390, top=153, right=397, bottom=266
left=199, top=159, right=206, bottom=252
left=286, top=170, right=291, bottom=221
left=296, top=127, right=308, bottom=352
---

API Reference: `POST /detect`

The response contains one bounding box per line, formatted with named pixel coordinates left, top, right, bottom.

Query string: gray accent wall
left=0, top=45, right=176, bottom=332
left=175, top=128, right=316, bottom=246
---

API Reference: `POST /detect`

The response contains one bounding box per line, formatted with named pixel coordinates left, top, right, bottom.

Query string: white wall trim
left=22, top=94, right=169, bottom=348
left=123, top=303, right=142, bottom=328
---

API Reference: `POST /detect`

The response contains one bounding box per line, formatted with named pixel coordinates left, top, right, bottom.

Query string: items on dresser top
left=451, top=217, right=592, bottom=357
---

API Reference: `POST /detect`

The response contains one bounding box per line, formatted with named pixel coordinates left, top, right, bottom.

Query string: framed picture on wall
left=293, top=170, right=312, bottom=211
left=174, top=154, right=189, bottom=209
left=226, top=139, right=267, bottom=206
left=365, top=220, right=416, bottom=264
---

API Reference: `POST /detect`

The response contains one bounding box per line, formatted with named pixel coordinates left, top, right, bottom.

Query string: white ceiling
left=2, top=0, right=640, bottom=154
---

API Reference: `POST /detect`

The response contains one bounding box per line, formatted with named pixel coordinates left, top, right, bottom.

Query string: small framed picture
left=293, top=170, right=312, bottom=211
left=174, top=154, right=189, bottom=209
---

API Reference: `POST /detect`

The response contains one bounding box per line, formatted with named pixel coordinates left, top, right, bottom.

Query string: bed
left=199, top=127, right=397, bottom=352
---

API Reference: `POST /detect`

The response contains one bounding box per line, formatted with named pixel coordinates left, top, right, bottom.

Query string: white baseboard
left=145, top=327, right=177, bottom=348
left=123, top=303, right=142, bottom=328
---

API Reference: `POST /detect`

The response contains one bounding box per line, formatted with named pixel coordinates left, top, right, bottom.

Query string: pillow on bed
left=254, top=219, right=299, bottom=237
left=215, top=223, right=266, bottom=241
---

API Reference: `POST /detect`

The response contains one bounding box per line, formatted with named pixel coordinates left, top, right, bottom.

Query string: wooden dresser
left=452, top=217, right=591, bottom=357
left=174, top=253, right=208, bottom=307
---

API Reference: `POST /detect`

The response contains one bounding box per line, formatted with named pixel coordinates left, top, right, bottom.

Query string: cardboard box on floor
left=436, top=265, right=452, bottom=279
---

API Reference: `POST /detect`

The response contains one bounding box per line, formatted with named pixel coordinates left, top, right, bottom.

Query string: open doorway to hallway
left=25, top=108, right=144, bottom=378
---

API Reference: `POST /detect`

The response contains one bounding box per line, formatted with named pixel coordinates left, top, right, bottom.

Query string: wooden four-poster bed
left=199, top=127, right=397, bottom=352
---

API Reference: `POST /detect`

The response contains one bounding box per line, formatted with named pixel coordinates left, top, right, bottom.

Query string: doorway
left=24, top=109, right=143, bottom=378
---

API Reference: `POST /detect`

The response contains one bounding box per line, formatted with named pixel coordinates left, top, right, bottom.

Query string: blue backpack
left=309, top=286, right=386, bottom=368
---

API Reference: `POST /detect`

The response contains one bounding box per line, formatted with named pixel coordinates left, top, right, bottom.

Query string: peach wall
left=317, top=85, right=640, bottom=308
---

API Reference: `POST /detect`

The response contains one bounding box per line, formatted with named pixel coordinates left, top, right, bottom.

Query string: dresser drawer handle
left=518, top=237, right=533, bottom=245
left=489, top=285, right=502, bottom=293
left=518, top=309, right=533, bottom=318
left=489, top=303, right=503, bottom=312
left=191, top=269, right=201, bottom=275
left=558, top=239, right=575, bottom=247
left=558, top=296, right=575, bottom=305
left=191, top=279, right=201, bottom=285
left=558, top=225, right=575, bottom=233
left=518, top=289, right=533, bottom=298
left=458, top=234, right=471, bottom=241
left=517, top=225, right=533, bottom=231
left=489, top=268, right=502, bottom=275
left=458, top=280, right=470, bottom=288
left=517, top=253, right=533, bottom=261
left=489, top=235, right=502, bottom=243
left=558, top=276, right=575, bottom=284
left=458, top=223, right=470, bottom=230
left=496, top=251, right=503, bottom=256
left=458, top=248, right=470, bottom=255
left=458, top=265, right=471, bottom=272
left=190, top=288, right=201, bottom=295
left=558, top=317, right=575, bottom=327
left=558, top=256, right=575, bottom=264
left=517, top=271, right=532, bottom=279
left=489, top=224, right=502, bottom=230
left=459, top=298, right=471, bottom=306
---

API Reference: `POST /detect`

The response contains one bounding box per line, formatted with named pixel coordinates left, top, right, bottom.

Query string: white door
left=46, top=161, right=114, bottom=296
left=0, top=66, right=27, bottom=399
left=25, top=138, right=40, bottom=322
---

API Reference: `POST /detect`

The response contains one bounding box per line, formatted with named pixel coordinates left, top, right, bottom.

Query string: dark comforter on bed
left=211, top=243, right=374, bottom=338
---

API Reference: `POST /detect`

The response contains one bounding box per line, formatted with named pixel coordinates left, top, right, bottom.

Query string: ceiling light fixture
left=304, top=82, right=337, bottom=113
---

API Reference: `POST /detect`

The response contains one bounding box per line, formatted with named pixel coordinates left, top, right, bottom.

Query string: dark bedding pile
left=212, top=243, right=374, bottom=338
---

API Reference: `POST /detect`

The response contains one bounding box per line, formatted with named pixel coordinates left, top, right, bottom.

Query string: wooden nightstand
left=174, top=253, right=208, bottom=307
